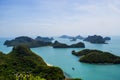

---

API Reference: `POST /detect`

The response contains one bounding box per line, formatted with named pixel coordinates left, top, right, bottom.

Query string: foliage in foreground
left=15, top=73, right=46, bottom=80
left=0, top=45, right=65, bottom=80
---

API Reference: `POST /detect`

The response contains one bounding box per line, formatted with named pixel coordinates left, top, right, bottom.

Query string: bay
left=0, top=37, right=120, bottom=80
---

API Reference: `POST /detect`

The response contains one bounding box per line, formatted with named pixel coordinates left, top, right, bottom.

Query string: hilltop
left=0, top=45, right=65, bottom=80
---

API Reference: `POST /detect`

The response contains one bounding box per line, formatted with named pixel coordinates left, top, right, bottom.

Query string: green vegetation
left=0, top=45, right=65, bottom=80
left=84, top=35, right=106, bottom=44
left=72, top=49, right=120, bottom=64
left=53, top=41, right=69, bottom=48
left=4, top=36, right=52, bottom=48
left=70, top=42, right=85, bottom=48
left=4, top=36, right=85, bottom=48
left=53, top=41, right=85, bottom=48
left=72, top=49, right=102, bottom=56
left=15, top=73, right=46, bottom=80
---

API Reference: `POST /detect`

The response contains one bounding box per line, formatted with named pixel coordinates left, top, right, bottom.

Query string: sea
left=0, top=36, right=120, bottom=80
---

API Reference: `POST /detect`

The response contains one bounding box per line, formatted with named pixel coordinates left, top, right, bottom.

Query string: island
left=53, top=41, right=85, bottom=48
left=72, top=49, right=120, bottom=64
left=0, top=45, right=65, bottom=80
left=4, top=36, right=52, bottom=48
left=84, top=35, right=111, bottom=44
left=59, top=35, right=84, bottom=40
left=59, top=35, right=74, bottom=39
left=70, top=37, right=77, bottom=41
left=75, top=35, right=84, bottom=39
left=35, top=36, right=54, bottom=42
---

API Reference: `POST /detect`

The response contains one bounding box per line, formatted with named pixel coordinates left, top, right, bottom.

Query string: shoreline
left=45, top=62, right=71, bottom=79
left=45, top=62, right=53, bottom=66
left=47, top=63, right=53, bottom=66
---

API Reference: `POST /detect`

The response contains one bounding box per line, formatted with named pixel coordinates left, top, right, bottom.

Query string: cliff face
left=72, top=49, right=120, bottom=64
left=4, top=36, right=52, bottom=48
left=0, top=45, right=65, bottom=80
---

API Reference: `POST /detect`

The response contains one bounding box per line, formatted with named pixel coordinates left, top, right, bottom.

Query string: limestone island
left=53, top=41, right=85, bottom=48
left=59, top=35, right=84, bottom=40
left=75, top=35, right=84, bottom=39
left=84, top=35, right=111, bottom=44
left=59, top=35, right=74, bottom=39
left=72, top=49, right=120, bottom=64
left=4, top=36, right=52, bottom=48
left=70, top=37, right=77, bottom=41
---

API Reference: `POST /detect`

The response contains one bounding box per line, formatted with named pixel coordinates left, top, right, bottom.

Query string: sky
left=0, top=0, right=120, bottom=37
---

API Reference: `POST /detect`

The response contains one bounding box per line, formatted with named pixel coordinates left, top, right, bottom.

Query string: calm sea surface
left=0, top=37, right=120, bottom=80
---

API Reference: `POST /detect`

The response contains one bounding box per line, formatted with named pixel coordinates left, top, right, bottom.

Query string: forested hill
left=0, top=45, right=65, bottom=80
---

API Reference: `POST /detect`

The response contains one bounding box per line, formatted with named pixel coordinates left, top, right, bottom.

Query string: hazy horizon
left=0, top=0, right=120, bottom=37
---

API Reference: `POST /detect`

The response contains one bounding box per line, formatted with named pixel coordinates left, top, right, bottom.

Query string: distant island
left=35, top=36, right=54, bottom=42
left=104, top=37, right=111, bottom=41
left=4, top=36, right=85, bottom=49
left=59, top=35, right=84, bottom=40
left=72, top=49, right=120, bottom=64
left=4, top=36, right=52, bottom=48
left=53, top=41, right=85, bottom=48
left=84, top=35, right=111, bottom=44
left=59, top=35, right=74, bottom=39
left=70, top=37, right=77, bottom=41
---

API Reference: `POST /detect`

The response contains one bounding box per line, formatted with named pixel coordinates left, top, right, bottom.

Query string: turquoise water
left=0, top=38, right=12, bottom=53
left=0, top=37, right=120, bottom=80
